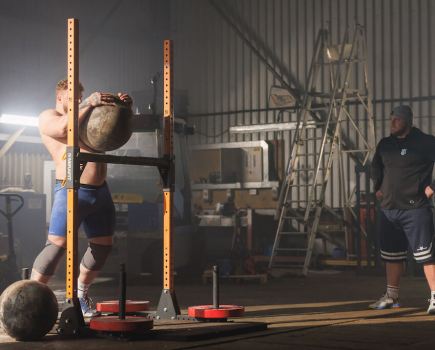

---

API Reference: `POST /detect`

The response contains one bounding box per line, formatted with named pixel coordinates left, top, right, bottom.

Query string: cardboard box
left=243, top=147, right=263, bottom=182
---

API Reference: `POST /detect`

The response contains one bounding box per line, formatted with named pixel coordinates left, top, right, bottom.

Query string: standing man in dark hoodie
left=370, top=105, right=435, bottom=314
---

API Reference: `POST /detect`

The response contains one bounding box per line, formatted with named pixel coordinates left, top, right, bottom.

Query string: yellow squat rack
left=58, top=18, right=179, bottom=336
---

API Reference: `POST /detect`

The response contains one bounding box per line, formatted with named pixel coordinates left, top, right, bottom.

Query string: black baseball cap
left=391, top=105, right=413, bottom=125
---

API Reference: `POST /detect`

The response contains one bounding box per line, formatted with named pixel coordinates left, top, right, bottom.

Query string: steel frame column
left=156, top=40, right=180, bottom=320
left=58, top=18, right=85, bottom=336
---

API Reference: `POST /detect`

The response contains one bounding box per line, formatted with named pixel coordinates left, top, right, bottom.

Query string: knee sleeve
left=32, top=241, right=66, bottom=276
left=80, top=242, right=112, bottom=271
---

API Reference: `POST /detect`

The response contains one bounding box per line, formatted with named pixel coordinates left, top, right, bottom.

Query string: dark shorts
left=48, top=181, right=116, bottom=238
left=379, top=207, right=435, bottom=263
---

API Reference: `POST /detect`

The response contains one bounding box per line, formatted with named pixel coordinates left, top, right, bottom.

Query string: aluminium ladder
left=269, top=25, right=375, bottom=275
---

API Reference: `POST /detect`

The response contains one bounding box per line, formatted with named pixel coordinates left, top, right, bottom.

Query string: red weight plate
left=96, top=300, right=150, bottom=313
left=188, top=305, right=245, bottom=319
left=89, top=316, right=153, bottom=332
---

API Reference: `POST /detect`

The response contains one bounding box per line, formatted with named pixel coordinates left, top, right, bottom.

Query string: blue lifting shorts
left=48, top=181, right=116, bottom=238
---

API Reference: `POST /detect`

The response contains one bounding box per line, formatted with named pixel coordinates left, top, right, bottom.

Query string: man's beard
left=391, top=125, right=410, bottom=137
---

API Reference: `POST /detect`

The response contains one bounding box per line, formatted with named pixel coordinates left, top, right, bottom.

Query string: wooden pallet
left=319, top=258, right=376, bottom=267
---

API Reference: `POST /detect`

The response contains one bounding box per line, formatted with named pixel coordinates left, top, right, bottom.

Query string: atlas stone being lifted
left=79, top=98, right=133, bottom=152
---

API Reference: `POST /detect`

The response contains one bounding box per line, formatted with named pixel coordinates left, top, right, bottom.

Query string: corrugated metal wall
left=0, top=152, right=50, bottom=193
left=172, top=0, right=435, bottom=207
left=0, top=0, right=168, bottom=115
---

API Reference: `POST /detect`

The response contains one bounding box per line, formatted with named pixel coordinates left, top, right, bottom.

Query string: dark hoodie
left=372, top=127, right=435, bottom=209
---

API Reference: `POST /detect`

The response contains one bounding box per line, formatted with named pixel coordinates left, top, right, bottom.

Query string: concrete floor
left=1, top=270, right=435, bottom=349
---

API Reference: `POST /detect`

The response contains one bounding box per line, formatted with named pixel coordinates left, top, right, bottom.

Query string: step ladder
left=269, top=25, right=375, bottom=275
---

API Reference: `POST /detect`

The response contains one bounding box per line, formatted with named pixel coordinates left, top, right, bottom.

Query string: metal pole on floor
left=213, top=265, right=220, bottom=309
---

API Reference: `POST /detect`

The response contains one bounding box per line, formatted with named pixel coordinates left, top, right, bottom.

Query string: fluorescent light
left=229, top=121, right=317, bottom=134
left=0, top=114, right=38, bottom=127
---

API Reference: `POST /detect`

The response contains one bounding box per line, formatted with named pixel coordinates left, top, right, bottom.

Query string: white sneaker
left=369, top=293, right=400, bottom=310
left=79, top=296, right=100, bottom=317
left=427, top=299, right=435, bottom=315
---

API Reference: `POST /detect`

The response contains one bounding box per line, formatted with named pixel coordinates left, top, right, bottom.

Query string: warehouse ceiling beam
left=0, top=127, right=26, bottom=159
left=208, top=0, right=302, bottom=102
